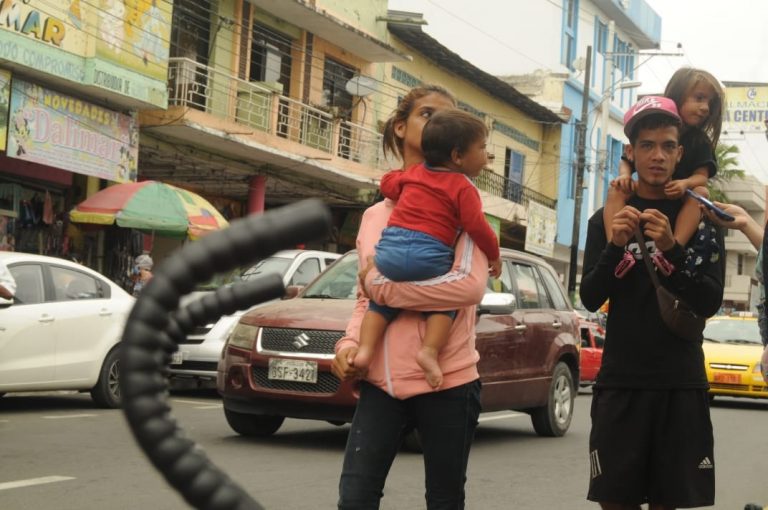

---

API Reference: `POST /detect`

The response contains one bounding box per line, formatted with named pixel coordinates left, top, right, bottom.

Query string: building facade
left=498, top=0, right=661, bottom=284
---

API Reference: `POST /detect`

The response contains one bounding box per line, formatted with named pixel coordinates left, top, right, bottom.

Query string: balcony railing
left=166, top=58, right=383, bottom=168
left=474, top=169, right=557, bottom=209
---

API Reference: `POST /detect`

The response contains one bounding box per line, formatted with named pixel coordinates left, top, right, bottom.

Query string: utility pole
left=567, top=45, right=592, bottom=304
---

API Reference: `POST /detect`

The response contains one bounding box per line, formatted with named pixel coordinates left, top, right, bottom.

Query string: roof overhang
left=247, top=0, right=409, bottom=62
left=592, top=0, right=661, bottom=50
left=388, top=24, right=562, bottom=124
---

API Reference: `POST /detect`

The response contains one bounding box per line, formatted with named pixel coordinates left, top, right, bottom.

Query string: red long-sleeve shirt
left=380, top=163, right=500, bottom=261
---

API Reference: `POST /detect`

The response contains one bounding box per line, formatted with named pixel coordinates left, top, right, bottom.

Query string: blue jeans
left=370, top=226, right=456, bottom=322
left=338, top=380, right=482, bottom=510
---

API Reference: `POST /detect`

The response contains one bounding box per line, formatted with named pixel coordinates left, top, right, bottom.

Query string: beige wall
left=315, top=0, right=390, bottom=40
left=383, top=39, right=561, bottom=201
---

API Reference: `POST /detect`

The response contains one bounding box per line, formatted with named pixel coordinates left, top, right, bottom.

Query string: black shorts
left=587, top=388, right=714, bottom=508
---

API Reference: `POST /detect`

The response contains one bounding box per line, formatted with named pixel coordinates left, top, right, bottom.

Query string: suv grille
left=252, top=367, right=340, bottom=393
left=260, top=328, right=342, bottom=355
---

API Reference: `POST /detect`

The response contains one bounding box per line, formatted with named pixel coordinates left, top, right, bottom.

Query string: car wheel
left=531, top=362, right=574, bottom=437
left=90, top=348, right=121, bottom=409
left=224, top=408, right=284, bottom=436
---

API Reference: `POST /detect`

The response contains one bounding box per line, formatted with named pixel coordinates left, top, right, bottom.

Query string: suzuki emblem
left=292, top=333, right=310, bottom=349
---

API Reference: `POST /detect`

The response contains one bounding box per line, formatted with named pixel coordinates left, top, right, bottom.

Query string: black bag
left=634, top=230, right=705, bottom=342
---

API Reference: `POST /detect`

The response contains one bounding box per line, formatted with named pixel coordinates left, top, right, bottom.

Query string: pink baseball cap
left=623, top=96, right=681, bottom=138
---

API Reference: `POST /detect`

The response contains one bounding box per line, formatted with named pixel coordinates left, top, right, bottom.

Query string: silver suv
left=168, top=250, right=340, bottom=385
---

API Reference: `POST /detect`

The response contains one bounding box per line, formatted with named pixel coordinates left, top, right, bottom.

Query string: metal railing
left=166, top=58, right=383, bottom=168
left=474, top=169, right=557, bottom=209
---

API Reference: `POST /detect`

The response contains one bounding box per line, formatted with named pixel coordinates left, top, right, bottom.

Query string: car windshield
left=302, top=253, right=358, bottom=299
left=703, top=319, right=762, bottom=345
left=241, top=257, right=292, bottom=281
left=195, top=268, right=242, bottom=291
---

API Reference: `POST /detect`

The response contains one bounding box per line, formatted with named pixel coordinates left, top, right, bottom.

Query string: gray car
left=168, top=250, right=340, bottom=386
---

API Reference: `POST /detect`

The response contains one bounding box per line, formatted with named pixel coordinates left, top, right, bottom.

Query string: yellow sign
left=725, top=86, right=768, bottom=132
left=95, top=0, right=173, bottom=82
left=0, top=0, right=88, bottom=55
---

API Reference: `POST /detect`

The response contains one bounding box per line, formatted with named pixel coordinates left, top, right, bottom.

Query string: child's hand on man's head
left=664, top=179, right=687, bottom=200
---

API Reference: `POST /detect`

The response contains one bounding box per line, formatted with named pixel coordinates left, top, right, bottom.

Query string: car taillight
left=227, top=324, right=259, bottom=350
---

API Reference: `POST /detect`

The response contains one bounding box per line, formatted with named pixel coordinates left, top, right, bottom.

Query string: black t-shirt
left=675, top=128, right=717, bottom=180
left=580, top=195, right=725, bottom=389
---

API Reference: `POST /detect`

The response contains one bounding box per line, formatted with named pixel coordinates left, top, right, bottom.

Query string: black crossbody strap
left=633, top=228, right=662, bottom=289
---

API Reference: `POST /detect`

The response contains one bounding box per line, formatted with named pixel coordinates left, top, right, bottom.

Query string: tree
left=707, top=143, right=745, bottom=203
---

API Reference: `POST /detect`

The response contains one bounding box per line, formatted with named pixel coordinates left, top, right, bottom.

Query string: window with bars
left=250, top=22, right=293, bottom=93
left=504, top=148, right=525, bottom=202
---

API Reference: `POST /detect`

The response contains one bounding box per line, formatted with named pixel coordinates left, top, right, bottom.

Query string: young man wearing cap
left=579, top=97, right=725, bottom=509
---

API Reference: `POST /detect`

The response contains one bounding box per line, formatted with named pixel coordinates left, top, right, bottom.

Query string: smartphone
left=685, top=189, right=735, bottom=222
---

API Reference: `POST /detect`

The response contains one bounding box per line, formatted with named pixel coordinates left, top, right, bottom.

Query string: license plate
left=713, top=372, right=741, bottom=384
left=170, top=351, right=184, bottom=365
left=268, top=358, right=318, bottom=383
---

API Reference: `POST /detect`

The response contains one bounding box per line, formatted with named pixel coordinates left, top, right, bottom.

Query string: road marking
left=0, top=419, right=9, bottom=423
left=42, top=414, right=96, bottom=420
left=0, top=476, right=76, bottom=491
left=478, top=412, right=524, bottom=423
left=195, top=404, right=223, bottom=410
left=172, top=399, right=219, bottom=406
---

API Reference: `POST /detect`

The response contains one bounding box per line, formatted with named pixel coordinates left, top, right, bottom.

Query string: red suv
left=218, top=248, right=580, bottom=437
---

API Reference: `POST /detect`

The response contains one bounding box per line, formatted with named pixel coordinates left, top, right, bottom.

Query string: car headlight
left=227, top=324, right=259, bottom=350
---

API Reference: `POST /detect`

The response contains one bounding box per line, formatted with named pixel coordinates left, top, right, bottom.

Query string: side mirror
left=478, top=292, right=516, bottom=315
left=283, top=285, right=304, bottom=299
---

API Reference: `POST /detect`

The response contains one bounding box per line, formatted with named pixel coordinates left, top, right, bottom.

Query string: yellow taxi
left=702, top=315, right=767, bottom=400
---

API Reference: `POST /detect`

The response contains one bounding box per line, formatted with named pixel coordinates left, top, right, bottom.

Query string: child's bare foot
left=353, top=346, right=374, bottom=371
left=416, top=346, right=443, bottom=389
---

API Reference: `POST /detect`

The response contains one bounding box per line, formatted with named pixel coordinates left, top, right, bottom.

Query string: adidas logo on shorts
left=698, top=457, right=714, bottom=469
left=590, top=450, right=602, bottom=478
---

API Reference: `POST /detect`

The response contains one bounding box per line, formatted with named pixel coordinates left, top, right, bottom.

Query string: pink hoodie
left=335, top=199, right=489, bottom=399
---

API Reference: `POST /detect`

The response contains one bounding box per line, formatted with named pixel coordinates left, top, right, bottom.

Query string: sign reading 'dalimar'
left=6, top=79, right=138, bottom=183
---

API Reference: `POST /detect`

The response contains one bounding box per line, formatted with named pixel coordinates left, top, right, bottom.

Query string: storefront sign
left=95, top=0, right=173, bottom=83
left=0, top=0, right=88, bottom=55
left=725, top=86, right=768, bottom=132
left=7, top=79, right=138, bottom=182
left=85, top=58, right=168, bottom=107
left=0, top=68, right=10, bottom=150
left=0, top=36, right=86, bottom=83
left=524, top=201, right=557, bottom=258
left=0, top=1, right=170, bottom=109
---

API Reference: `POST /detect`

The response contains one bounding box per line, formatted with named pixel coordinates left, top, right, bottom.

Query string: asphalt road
left=1, top=388, right=767, bottom=509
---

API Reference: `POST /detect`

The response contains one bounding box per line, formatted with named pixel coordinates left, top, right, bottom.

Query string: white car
left=168, top=250, right=341, bottom=385
left=0, top=252, right=134, bottom=407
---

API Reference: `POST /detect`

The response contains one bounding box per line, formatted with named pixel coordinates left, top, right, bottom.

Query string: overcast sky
left=386, top=0, right=768, bottom=89
left=387, top=0, right=768, bottom=181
